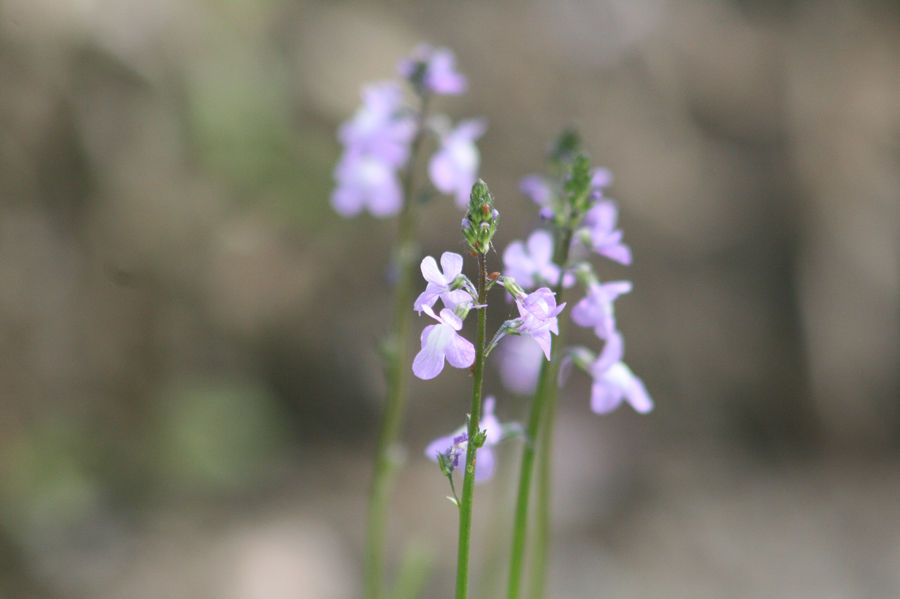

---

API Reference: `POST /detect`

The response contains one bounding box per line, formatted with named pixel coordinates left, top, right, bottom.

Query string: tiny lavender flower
left=337, top=81, right=415, bottom=167
left=513, top=287, right=566, bottom=360
left=398, top=44, right=468, bottom=95
left=570, top=281, right=632, bottom=339
left=429, top=119, right=487, bottom=209
left=414, top=252, right=472, bottom=314
left=425, top=397, right=503, bottom=482
left=580, top=200, right=632, bottom=265
left=503, top=230, right=571, bottom=290
left=413, top=305, right=475, bottom=380
left=497, top=334, right=544, bottom=395
left=519, top=174, right=555, bottom=208
left=590, top=360, right=654, bottom=415
left=331, top=153, right=404, bottom=217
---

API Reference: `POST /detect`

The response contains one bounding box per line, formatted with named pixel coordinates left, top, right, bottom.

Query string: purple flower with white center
left=425, top=397, right=503, bottom=482
left=503, top=230, right=573, bottom=290
left=338, top=81, right=415, bottom=167
left=520, top=174, right=555, bottom=208
left=498, top=334, right=544, bottom=395
left=589, top=359, right=653, bottom=415
left=514, top=287, right=566, bottom=360
left=429, top=118, right=487, bottom=209
left=331, top=153, right=403, bottom=217
left=581, top=199, right=632, bottom=265
left=414, top=252, right=470, bottom=314
left=571, top=281, right=633, bottom=339
left=398, top=45, right=468, bottom=95
left=412, top=305, right=475, bottom=380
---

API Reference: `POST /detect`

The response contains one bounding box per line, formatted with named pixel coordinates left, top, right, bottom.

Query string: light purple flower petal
left=420, top=255, right=444, bottom=285
left=590, top=361, right=653, bottom=414
left=439, top=251, right=464, bottom=281
left=571, top=281, right=632, bottom=339
left=498, top=334, right=543, bottom=395
left=520, top=174, right=554, bottom=207
left=428, top=119, right=485, bottom=208
left=413, top=324, right=451, bottom=380
left=473, top=447, right=495, bottom=482
left=445, top=331, right=476, bottom=369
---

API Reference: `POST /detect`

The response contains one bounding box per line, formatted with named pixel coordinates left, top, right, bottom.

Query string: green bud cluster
left=461, top=179, right=499, bottom=254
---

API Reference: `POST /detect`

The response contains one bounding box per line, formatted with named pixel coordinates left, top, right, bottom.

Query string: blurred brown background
left=1, top=1, right=898, bottom=598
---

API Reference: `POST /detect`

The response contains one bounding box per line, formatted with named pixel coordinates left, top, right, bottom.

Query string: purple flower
left=519, top=174, right=555, bottom=208
left=503, top=230, right=572, bottom=290
left=414, top=252, right=470, bottom=313
left=413, top=305, right=475, bottom=380
left=338, top=81, right=415, bottom=167
left=570, top=281, right=632, bottom=339
left=398, top=45, right=468, bottom=95
left=331, top=153, right=403, bottom=217
left=498, top=334, right=544, bottom=395
left=590, top=358, right=653, bottom=415
left=590, top=167, right=614, bottom=191
left=428, top=118, right=487, bottom=209
left=581, top=199, right=632, bottom=265
left=514, top=287, right=566, bottom=360
left=425, top=397, right=502, bottom=482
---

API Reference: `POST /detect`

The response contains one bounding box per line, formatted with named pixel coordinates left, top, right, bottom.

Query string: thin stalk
left=455, top=251, right=488, bottom=599
left=364, top=94, right=431, bottom=599
left=506, top=228, right=573, bottom=599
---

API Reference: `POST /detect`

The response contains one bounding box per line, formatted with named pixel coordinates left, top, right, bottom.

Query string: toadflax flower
left=398, top=44, right=468, bottom=95
left=497, top=334, right=544, bottom=395
left=503, top=230, right=573, bottom=290
left=513, top=287, right=566, bottom=360
left=580, top=199, right=632, bottom=265
left=425, top=397, right=502, bottom=482
left=414, top=252, right=473, bottom=314
left=570, top=281, right=632, bottom=339
left=331, top=81, right=415, bottom=218
left=429, top=118, right=487, bottom=209
left=413, top=305, right=475, bottom=380
left=590, top=359, right=654, bottom=415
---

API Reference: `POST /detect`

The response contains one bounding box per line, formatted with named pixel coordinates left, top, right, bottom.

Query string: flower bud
left=462, top=179, right=499, bottom=254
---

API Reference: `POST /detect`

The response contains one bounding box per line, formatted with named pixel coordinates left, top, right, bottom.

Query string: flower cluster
left=500, top=146, right=653, bottom=414
left=331, top=45, right=485, bottom=218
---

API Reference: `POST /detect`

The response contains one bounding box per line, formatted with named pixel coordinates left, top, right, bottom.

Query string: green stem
left=364, top=94, right=431, bottom=599
left=506, top=228, right=573, bottom=599
left=455, top=251, right=488, bottom=599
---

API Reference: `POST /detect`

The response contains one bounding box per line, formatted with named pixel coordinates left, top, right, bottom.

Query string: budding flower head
left=462, top=179, right=498, bottom=254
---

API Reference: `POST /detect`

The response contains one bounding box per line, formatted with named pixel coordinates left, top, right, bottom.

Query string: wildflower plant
left=333, top=46, right=653, bottom=599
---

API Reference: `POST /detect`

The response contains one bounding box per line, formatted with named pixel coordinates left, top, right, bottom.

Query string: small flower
left=580, top=199, right=632, bottom=265
left=589, top=359, right=653, bottom=415
left=590, top=167, right=614, bottom=192
left=513, top=287, right=566, bottom=360
left=414, top=252, right=470, bottom=314
left=413, top=306, right=475, bottom=380
left=503, top=230, right=572, bottom=290
left=429, top=118, right=487, bottom=209
left=331, top=153, right=403, bottom=217
left=398, top=45, right=468, bottom=95
left=497, top=334, right=544, bottom=395
left=425, top=397, right=502, bottom=482
left=570, top=281, right=632, bottom=339
left=519, top=174, right=555, bottom=208
left=338, top=81, right=415, bottom=167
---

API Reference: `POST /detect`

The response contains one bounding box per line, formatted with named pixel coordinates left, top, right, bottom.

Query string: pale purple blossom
left=413, top=306, right=475, bottom=380
left=398, top=45, right=468, bottom=95
left=590, top=167, right=614, bottom=191
left=414, top=252, right=470, bottom=313
left=498, top=334, right=544, bottom=395
left=581, top=199, right=632, bottom=265
left=570, top=281, right=632, bottom=339
left=425, top=397, right=502, bottom=482
left=519, top=174, right=555, bottom=208
left=590, top=359, right=653, bottom=415
left=514, top=287, right=566, bottom=360
left=338, top=81, right=414, bottom=167
left=429, top=118, right=487, bottom=208
left=331, top=153, right=403, bottom=217
left=502, top=230, right=573, bottom=290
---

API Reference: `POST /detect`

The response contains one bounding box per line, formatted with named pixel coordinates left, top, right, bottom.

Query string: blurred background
left=1, top=0, right=899, bottom=597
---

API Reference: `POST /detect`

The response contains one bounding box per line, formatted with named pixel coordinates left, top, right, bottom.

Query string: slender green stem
left=455, top=251, right=488, bottom=599
left=506, top=228, right=573, bottom=599
left=364, top=94, right=431, bottom=599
